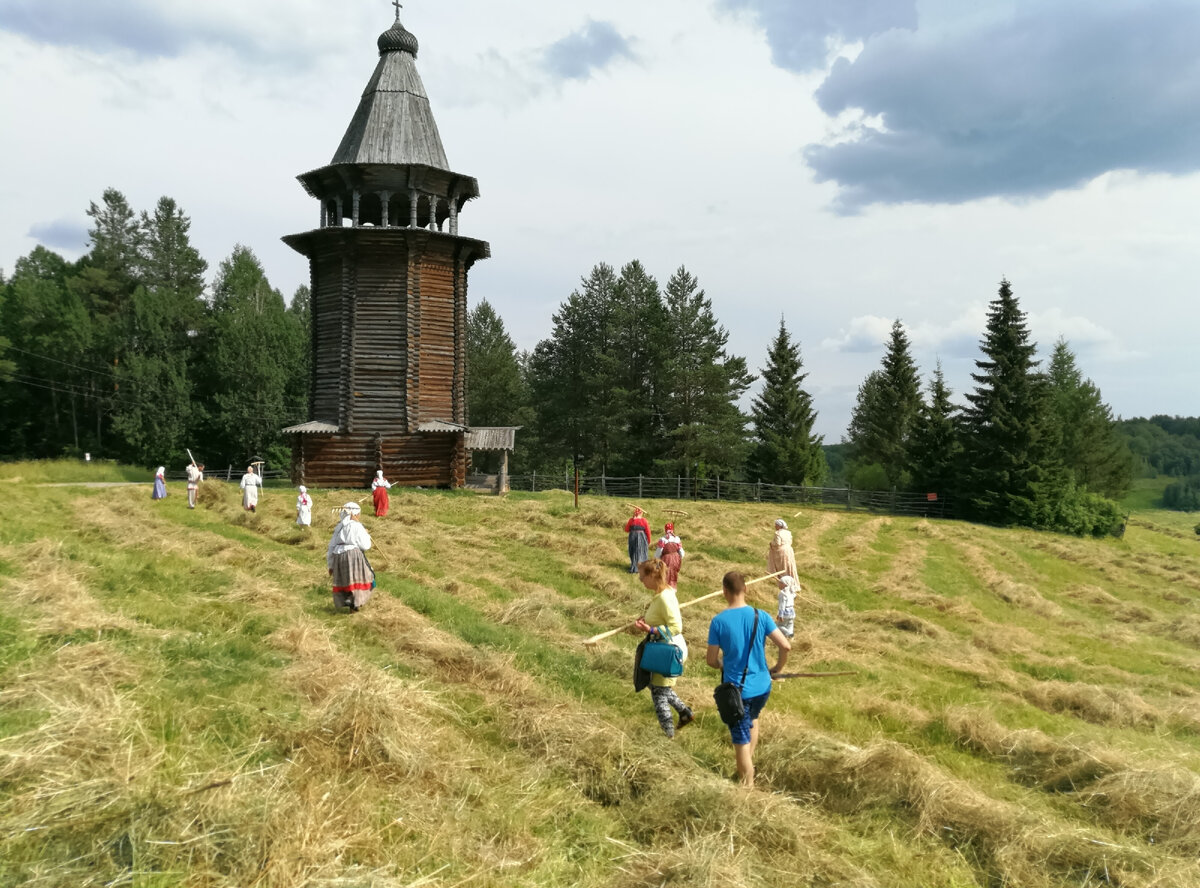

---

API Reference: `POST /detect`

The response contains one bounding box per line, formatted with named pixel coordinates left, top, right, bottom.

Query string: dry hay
left=851, top=692, right=934, bottom=731
left=1, top=539, right=141, bottom=637
left=758, top=730, right=1153, bottom=887
left=941, top=707, right=1123, bottom=791
left=953, top=540, right=1066, bottom=619
left=1074, top=768, right=1200, bottom=851
left=860, top=609, right=941, bottom=637
left=1164, top=614, right=1200, bottom=648
left=1021, top=681, right=1162, bottom=729
left=840, top=516, right=892, bottom=557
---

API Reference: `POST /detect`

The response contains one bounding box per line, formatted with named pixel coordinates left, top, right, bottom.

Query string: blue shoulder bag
left=638, top=626, right=684, bottom=677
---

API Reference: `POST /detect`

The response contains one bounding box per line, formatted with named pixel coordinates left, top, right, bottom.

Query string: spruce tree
left=961, top=279, right=1059, bottom=526
left=749, top=320, right=824, bottom=485
left=194, top=246, right=306, bottom=467
left=846, top=320, right=920, bottom=487
left=612, top=260, right=668, bottom=473
left=527, top=263, right=624, bottom=472
left=1046, top=339, right=1134, bottom=499
left=908, top=362, right=960, bottom=497
left=660, top=266, right=752, bottom=478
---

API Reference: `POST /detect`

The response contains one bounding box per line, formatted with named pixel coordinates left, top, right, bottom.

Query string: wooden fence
left=505, top=472, right=953, bottom=519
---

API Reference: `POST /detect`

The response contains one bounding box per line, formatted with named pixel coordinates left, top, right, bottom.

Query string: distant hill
left=2, top=461, right=1199, bottom=887
left=1117, top=415, right=1200, bottom=477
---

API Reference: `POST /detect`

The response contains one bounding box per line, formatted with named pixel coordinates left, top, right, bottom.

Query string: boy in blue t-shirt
left=706, top=571, right=792, bottom=787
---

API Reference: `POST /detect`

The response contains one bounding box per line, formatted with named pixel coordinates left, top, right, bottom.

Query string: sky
left=1, top=0, right=1196, bottom=439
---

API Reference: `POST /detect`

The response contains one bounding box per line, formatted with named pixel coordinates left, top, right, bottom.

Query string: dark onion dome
left=378, top=19, right=419, bottom=57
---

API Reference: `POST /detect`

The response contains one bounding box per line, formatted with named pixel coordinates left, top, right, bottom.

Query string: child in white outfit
left=776, top=575, right=798, bottom=639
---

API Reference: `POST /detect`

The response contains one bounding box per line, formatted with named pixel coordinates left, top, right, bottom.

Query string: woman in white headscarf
left=766, top=518, right=797, bottom=581
left=295, top=486, right=312, bottom=527
left=371, top=469, right=392, bottom=517
left=327, top=502, right=374, bottom=612
left=240, top=466, right=262, bottom=512
left=151, top=466, right=167, bottom=500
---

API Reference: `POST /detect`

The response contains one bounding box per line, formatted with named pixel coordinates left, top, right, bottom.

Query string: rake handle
left=582, top=570, right=784, bottom=646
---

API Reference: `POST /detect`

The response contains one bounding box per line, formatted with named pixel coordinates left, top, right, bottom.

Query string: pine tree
left=908, top=362, right=960, bottom=497
left=749, top=320, right=825, bottom=485
left=846, top=320, right=920, bottom=487
left=961, top=279, right=1060, bottom=526
left=466, top=299, right=532, bottom=471
left=660, top=266, right=752, bottom=478
left=1046, top=338, right=1133, bottom=499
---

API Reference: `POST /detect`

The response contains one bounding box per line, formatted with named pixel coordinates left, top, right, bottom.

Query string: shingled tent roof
left=330, top=15, right=450, bottom=170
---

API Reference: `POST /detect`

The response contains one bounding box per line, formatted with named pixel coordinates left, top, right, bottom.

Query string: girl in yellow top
left=631, top=558, right=694, bottom=738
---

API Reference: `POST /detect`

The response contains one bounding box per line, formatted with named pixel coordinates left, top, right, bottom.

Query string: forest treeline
left=2, top=190, right=1196, bottom=529
left=0, top=189, right=309, bottom=471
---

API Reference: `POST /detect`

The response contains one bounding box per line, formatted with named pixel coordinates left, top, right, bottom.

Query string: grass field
left=1, top=463, right=1199, bottom=887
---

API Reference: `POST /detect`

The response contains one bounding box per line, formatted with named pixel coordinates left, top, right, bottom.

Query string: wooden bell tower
left=283, top=9, right=490, bottom=488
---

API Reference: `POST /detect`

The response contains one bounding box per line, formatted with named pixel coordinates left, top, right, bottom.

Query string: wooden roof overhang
left=296, top=163, right=480, bottom=207
left=282, top=420, right=340, bottom=435
left=464, top=427, right=520, bottom=452
left=281, top=226, right=491, bottom=265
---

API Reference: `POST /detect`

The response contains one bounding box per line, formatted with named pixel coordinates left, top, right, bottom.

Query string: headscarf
left=779, top=575, right=799, bottom=594
left=633, top=507, right=644, bottom=517
left=775, top=518, right=788, bottom=530
left=331, top=502, right=363, bottom=547
left=298, top=485, right=307, bottom=494
left=156, top=466, right=165, bottom=478
left=664, top=522, right=675, bottom=534
left=376, top=470, right=384, bottom=479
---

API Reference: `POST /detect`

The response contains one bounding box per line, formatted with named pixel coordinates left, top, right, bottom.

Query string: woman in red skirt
left=655, top=522, right=686, bottom=587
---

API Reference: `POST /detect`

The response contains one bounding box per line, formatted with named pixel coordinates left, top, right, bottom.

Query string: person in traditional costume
left=371, top=470, right=392, bottom=517
left=151, top=466, right=167, bottom=500
left=628, top=558, right=693, bottom=738
left=327, top=502, right=375, bottom=612
left=240, top=466, right=262, bottom=512
left=295, top=486, right=312, bottom=528
left=766, top=518, right=797, bottom=581
left=185, top=462, right=204, bottom=509
left=624, top=507, right=651, bottom=573
left=655, top=522, right=686, bottom=587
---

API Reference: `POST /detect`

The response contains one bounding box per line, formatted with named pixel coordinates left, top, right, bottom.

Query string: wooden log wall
left=417, top=256, right=456, bottom=423
left=349, top=244, right=409, bottom=433
left=297, top=432, right=462, bottom=489
left=310, top=242, right=347, bottom=425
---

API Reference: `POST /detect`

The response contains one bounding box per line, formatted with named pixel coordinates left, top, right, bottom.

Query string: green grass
left=2, top=462, right=1200, bottom=887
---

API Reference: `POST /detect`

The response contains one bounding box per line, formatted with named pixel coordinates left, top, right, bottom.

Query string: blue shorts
left=729, top=690, right=770, bottom=746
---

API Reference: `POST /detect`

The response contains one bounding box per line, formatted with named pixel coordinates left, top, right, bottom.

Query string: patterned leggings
left=651, top=686, right=691, bottom=738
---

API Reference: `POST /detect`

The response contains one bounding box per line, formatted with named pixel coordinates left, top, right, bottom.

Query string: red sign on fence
left=927, top=493, right=938, bottom=501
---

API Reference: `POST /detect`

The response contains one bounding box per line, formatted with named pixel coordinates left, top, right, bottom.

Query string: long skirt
left=627, top=531, right=649, bottom=572
left=152, top=477, right=167, bottom=500
left=662, top=551, right=682, bottom=587
left=242, top=486, right=259, bottom=511
left=373, top=486, right=390, bottom=517
left=331, top=548, right=375, bottom=610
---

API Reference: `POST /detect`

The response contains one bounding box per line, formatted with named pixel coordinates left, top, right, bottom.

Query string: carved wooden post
left=449, top=193, right=459, bottom=235
left=352, top=190, right=361, bottom=227
left=380, top=191, right=391, bottom=228
left=409, top=189, right=418, bottom=228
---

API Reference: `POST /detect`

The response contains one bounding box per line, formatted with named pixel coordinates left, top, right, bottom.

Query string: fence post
left=226, top=465, right=231, bottom=481
left=532, top=471, right=537, bottom=493
left=677, top=476, right=681, bottom=499
left=716, top=475, right=720, bottom=501
left=639, top=474, right=643, bottom=498
left=601, top=471, right=606, bottom=495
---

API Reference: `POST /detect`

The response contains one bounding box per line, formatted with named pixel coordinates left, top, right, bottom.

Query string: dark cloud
left=720, top=0, right=916, bottom=71
left=804, top=2, right=1200, bottom=211
left=0, top=1, right=304, bottom=64
left=27, top=219, right=88, bottom=252
left=541, top=20, right=634, bottom=82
